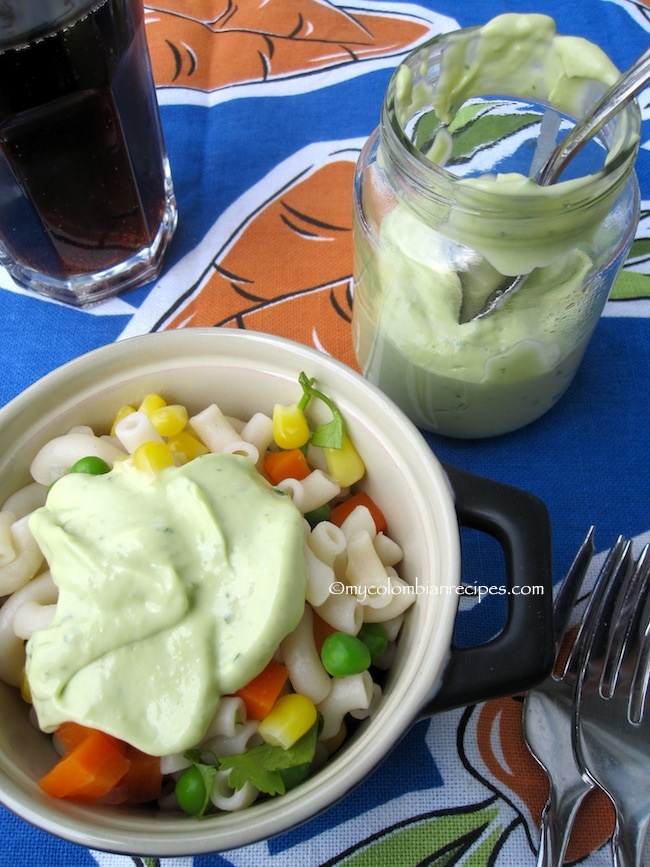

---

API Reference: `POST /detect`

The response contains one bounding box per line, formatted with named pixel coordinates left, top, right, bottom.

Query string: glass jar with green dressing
left=352, top=13, right=641, bottom=438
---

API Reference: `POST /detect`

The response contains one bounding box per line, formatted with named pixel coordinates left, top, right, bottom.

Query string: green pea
left=358, top=623, right=388, bottom=661
left=320, top=632, right=371, bottom=677
left=69, top=456, right=111, bottom=475
left=175, top=765, right=209, bottom=816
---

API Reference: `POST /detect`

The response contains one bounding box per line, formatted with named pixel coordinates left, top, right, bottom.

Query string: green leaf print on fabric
left=613, top=234, right=650, bottom=300
left=413, top=101, right=541, bottom=165
left=333, top=798, right=507, bottom=866
left=612, top=269, right=650, bottom=300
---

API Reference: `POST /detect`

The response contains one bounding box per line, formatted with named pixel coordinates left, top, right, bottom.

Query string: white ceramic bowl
left=0, top=330, right=553, bottom=855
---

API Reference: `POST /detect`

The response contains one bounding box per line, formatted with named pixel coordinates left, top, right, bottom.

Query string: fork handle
left=613, top=813, right=649, bottom=867
left=537, top=781, right=592, bottom=867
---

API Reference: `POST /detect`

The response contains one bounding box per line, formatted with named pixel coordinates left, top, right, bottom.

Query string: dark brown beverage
left=0, top=0, right=176, bottom=301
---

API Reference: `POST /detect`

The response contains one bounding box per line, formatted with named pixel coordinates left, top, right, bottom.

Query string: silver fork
left=574, top=540, right=650, bottom=867
left=523, top=529, right=631, bottom=866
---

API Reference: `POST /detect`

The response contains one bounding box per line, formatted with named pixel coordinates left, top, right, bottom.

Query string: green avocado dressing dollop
left=26, top=453, right=307, bottom=756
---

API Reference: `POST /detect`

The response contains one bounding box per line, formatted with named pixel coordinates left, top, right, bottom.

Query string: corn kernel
left=257, top=693, right=317, bottom=750
left=324, top=432, right=365, bottom=487
left=149, top=404, right=189, bottom=438
left=138, top=393, right=167, bottom=416
left=133, top=441, right=176, bottom=475
left=167, top=431, right=209, bottom=464
left=110, top=404, right=136, bottom=437
left=272, top=403, right=311, bottom=450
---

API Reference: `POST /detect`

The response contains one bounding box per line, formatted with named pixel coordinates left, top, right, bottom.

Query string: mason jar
left=352, top=14, right=641, bottom=438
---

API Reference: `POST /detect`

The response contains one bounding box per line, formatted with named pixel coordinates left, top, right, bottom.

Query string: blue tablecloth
left=1, top=1, right=649, bottom=865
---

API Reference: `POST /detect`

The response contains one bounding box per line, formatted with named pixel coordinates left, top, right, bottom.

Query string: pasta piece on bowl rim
left=0, top=329, right=553, bottom=856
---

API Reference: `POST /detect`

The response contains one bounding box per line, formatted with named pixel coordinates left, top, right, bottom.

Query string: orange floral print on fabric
left=476, top=696, right=615, bottom=862
left=159, top=159, right=357, bottom=368
left=144, top=0, right=432, bottom=90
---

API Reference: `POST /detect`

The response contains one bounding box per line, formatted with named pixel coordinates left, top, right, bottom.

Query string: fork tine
left=573, top=539, right=634, bottom=689
left=625, top=545, right=650, bottom=724
left=574, top=542, right=650, bottom=867
left=601, top=542, right=647, bottom=698
left=523, top=529, right=598, bottom=867
left=563, top=535, right=630, bottom=682
left=552, top=526, right=595, bottom=653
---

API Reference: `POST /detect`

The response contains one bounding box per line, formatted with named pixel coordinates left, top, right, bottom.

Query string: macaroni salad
left=0, top=374, right=415, bottom=815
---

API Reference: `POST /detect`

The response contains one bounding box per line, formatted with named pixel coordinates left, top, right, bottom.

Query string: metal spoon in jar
left=468, top=47, right=650, bottom=322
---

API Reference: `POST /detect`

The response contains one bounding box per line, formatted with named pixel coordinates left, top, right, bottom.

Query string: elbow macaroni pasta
left=240, top=413, right=274, bottom=458
left=308, top=521, right=347, bottom=578
left=29, top=431, right=126, bottom=484
left=315, top=592, right=363, bottom=636
left=189, top=404, right=259, bottom=464
left=362, top=568, right=415, bottom=622
left=0, top=571, right=57, bottom=686
left=345, top=530, right=394, bottom=609
left=115, top=411, right=163, bottom=453
left=0, top=511, right=16, bottom=566
left=0, top=514, right=45, bottom=597
left=211, top=770, right=259, bottom=812
left=339, top=505, right=377, bottom=542
left=303, top=543, right=335, bottom=608
left=373, top=531, right=403, bottom=567
left=202, top=720, right=261, bottom=760
left=276, top=469, right=341, bottom=514
left=317, top=671, right=374, bottom=740
left=281, top=606, right=332, bottom=705
left=2, top=482, right=48, bottom=521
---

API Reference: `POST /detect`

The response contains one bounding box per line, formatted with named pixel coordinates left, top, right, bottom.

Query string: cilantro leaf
left=218, top=743, right=286, bottom=795
left=298, top=372, right=344, bottom=449
left=217, top=717, right=320, bottom=796
left=310, top=413, right=344, bottom=450
left=262, top=717, right=319, bottom=770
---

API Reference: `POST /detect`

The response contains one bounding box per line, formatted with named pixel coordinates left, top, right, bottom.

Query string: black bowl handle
left=420, top=464, right=554, bottom=716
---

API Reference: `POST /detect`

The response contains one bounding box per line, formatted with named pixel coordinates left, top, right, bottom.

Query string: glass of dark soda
left=0, top=0, right=177, bottom=305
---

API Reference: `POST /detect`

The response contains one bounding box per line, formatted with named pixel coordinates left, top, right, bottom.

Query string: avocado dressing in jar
left=352, top=13, right=641, bottom=438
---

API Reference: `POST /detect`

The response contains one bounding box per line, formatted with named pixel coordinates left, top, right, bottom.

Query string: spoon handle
left=537, top=48, right=650, bottom=186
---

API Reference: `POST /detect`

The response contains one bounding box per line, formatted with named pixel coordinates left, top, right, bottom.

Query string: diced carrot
left=329, top=491, right=387, bottom=534
left=263, top=449, right=310, bottom=484
left=312, top=610, right=337, bottom=654
left=235, top=659, right=289, bottom=720
left=54, top=721, right=96, bottom=753
left=38, top=729, right=130, bottom=801
left=102, top=747, right=162, bottom=805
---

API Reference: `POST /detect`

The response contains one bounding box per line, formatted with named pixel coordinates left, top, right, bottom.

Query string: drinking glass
left=0, top=0, right=178, bottom=305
